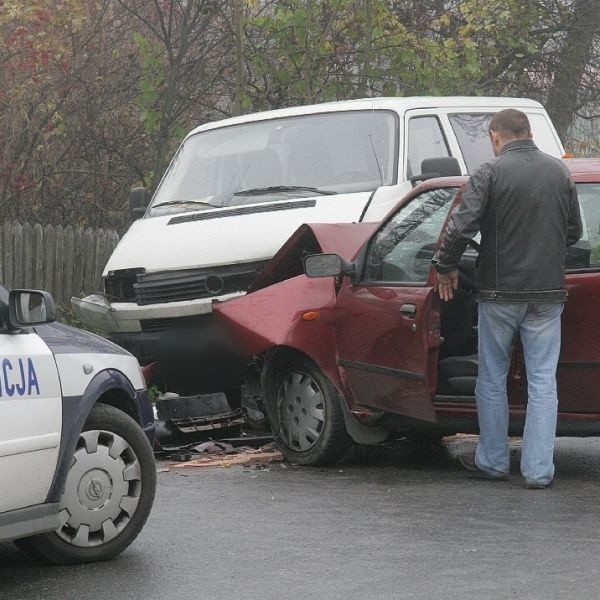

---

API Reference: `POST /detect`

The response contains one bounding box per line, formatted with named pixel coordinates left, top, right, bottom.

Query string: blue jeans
left=475, top=301, right=563, bottom=484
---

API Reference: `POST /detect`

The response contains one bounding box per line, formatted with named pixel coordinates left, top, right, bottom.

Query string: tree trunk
left=358, top=0, right=373, bottom=98
left=303, top=0, right=313, bottom=104
left=233, top=0, right=245, bottom=116
left=545, top=0, right=600, bottom=142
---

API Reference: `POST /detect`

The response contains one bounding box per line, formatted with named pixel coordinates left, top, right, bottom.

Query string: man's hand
left=435, top=270, right=459, bottom=302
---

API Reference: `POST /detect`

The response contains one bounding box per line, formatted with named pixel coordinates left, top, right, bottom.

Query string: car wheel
left=17, top=403, right=156, bottom=565
left=267, top=354, right=351, bottom=466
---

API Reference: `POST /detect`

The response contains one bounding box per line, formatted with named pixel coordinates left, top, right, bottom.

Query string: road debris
left=169, top=444, right=283, bottom=469
left=155, top=392, right=246, bottom=447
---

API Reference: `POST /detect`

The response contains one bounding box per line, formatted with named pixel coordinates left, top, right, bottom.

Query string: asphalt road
left=2, top=436, right=600, bottom=600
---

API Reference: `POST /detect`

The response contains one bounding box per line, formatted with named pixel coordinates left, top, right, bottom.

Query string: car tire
left=13, top=537, right=45, bottom=561
left=266, top=354, right=351, bottom=466
left=16, top=403, right=156, bottom=565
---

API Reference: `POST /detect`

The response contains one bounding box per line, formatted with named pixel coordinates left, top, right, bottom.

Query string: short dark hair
left=489, top=109, right=531, bottom=138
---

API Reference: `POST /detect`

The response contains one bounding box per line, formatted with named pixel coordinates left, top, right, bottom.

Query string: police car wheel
left=21, top=403, right=156, bottom=564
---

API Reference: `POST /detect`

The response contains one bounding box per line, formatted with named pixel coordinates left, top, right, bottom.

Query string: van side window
left=448, top=113, right=493, bottom=173
left=407, top=117, right=450, bottom=179
left=567, top=183, right=600, bottom=270
left=450, top=113, right=561, bottom=171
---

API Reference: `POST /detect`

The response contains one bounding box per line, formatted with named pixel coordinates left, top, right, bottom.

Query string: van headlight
left=104, top=268, right=145, bottom=302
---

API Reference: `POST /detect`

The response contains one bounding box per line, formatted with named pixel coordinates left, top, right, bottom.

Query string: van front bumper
left=108, top=311, right=233, bottom=363
left=72, top=294, right=248, bottom=391
left=71, top=292, right=245, bottom=335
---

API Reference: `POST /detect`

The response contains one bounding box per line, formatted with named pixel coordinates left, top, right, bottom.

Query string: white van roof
left=187, top=96, right=546, bottom=138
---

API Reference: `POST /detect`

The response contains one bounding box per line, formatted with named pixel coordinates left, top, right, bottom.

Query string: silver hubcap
left=277, top=371, right=325, bottom=451
left=57, top=430, right=142, bottom=548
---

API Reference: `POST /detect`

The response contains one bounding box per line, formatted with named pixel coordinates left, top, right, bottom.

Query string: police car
left=0, top=283, right=156, bottom=564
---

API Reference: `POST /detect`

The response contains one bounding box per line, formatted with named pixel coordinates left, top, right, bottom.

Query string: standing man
left=432, top=109, right=582, bottom=489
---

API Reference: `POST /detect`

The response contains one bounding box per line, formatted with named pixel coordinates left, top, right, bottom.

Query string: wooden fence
left=0, top=221, right=120, bottom=305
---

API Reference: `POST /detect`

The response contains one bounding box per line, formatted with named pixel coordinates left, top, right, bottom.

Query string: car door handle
left=400, top=304, right=417, bottom=317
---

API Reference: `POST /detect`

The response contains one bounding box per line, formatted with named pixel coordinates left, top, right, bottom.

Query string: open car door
left=335, top=184, right=462, bottom=422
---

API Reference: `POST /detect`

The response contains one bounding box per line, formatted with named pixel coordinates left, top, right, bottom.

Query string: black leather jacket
left=432, top=139, right=583, bottom=302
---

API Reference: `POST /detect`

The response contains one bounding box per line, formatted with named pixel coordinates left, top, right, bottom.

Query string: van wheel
left=16, top=403, right=156, bottom=565
left=266, top=355, right=351, bottom=465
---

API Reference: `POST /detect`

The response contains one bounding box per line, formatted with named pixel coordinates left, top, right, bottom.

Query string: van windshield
left=149, top=110, right=397, bottom=215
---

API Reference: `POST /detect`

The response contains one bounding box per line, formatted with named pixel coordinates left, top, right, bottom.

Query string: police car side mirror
left=8, top=290, right=56, bottom=329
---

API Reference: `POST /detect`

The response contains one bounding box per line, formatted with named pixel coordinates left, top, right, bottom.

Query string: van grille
left=132, top=260, right=269, bottom=306
left=140, top=314, right=211, bottom=333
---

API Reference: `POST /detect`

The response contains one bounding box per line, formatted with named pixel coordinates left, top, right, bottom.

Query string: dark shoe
left=523, top=479, right=553, bottom=490
left=457, top=453, right=509, bottom=480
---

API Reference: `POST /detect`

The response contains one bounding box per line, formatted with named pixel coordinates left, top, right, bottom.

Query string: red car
left=214, top=159, right=600, bottom=465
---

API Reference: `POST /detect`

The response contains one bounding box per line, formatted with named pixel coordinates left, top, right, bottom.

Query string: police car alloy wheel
left=18, top=404, right=156, bottom=564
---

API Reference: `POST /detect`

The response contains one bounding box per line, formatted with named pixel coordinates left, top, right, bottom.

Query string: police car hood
left=33, top=322, right=130, bottom=356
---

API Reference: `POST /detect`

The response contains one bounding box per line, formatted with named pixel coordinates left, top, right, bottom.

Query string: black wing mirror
left=9, top=290, right=56, bottom=329
left=410, top=157, right=462, bottom=185
left=130, top=187, right=151, bottom=219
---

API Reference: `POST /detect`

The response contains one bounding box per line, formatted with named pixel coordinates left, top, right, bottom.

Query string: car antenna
left=369, top=100, right=384, bottom=188
left=369, top=133, right=384, bottom=188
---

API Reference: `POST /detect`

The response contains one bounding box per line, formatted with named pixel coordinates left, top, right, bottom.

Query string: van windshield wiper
left=233, top=185, right=336, bottom=196
left=152, top=198, right=214, bottom=209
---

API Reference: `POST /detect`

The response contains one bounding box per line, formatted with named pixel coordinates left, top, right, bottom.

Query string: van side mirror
left=130, top=187, right=150, bottom=219
left=9, top=290, right=56, bottom=329
left=410, top=157, right=462, bottom=185
left=303, top=254, right=355, bottom=278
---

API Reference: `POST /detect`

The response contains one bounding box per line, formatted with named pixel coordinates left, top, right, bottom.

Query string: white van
left=73, top=97, right=564, bottom=375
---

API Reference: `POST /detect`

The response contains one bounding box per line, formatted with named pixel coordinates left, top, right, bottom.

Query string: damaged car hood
left=249, top=221, right=377, bottom=291
left=213, top=221, right=376, bottom=357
